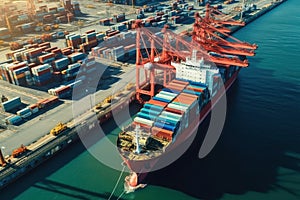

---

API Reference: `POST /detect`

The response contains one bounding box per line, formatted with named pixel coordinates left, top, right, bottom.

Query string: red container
left=34, top=68, right=51, bottom=76
left=28, top=63, right=38, bottom=70
left=8, top=63, right=27, bottom=71
left=38, top=42, right=51, bottom=48
left=62, top=49, right=72, bottom=56
left=85, top=30, right=95, bottom=34
left=28, top=47, right=43, bottom=57
left=52, top=48, right=62, bottom=55
left=55, top=85, right=71, bottom=94
left=29, top=104, right=38, bottom=109
left=165, top=106, right=184, bottom=115
left=186, top=86, right=204, bottom=93
left=38, top=53, right=55, bottom=63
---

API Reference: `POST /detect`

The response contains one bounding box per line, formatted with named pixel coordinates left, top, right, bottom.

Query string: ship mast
left=135, top=125, right=141, bottom=154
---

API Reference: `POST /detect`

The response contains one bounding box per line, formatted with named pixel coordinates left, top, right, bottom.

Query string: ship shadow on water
left=146, top=80, right=300, bottom=200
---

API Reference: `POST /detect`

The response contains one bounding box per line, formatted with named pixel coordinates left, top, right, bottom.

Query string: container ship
left=117, top=5, right=257, bottom=192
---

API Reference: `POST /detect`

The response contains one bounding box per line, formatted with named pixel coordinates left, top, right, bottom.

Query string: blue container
left=87, top=32, right=96, bottom=38
left=69, top=34, right=81, bottom=40
left=189, top=84, right=207, bottom=90
left=163, top=87, right=180, bottom=94
left=7, top=115, right=23, bottom=125
left=153, top=96, right=171, bottom=103
left=17, top=107, right=30, bottom=115
left=70, top=53, right=85, bottom=63
left=140, top=108, right=161, bottom=116
left=137, top=112, right=157, bottom=121
left=55, top=57, right=69, bottom=67
left=144, top=103, right=164, bottom=112
left=2, top=97, right=22, bottom=112
left=67, top=67, right=80, bottom=74
left=154, top=122, right=177, bottom=132
left=156, top=117, right=179, bottom=127
left=187, top=81, right=207, bottom=88
left=14, top=66, right=29, bottom=75
left=183, top=89, right=202, bottom=97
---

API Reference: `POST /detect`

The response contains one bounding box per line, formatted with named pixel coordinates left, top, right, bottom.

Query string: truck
left=50, top=122, right=67, bottom=136
left=12, top=145, right=27, bottom=158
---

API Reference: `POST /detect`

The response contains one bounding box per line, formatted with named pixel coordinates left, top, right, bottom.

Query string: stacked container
left=31, top=64, right=52, bottom=86
left=38, top=53, right=56, bottom=64
left=111, top=46, right=125, bottom=61
left=99, top=18, right=110, bottom=26
left=28, top=104, right=39, bottom=114
left=36, top=96, right=59, bottom=108
left=53, top=57, right=70, bottom=71
left=48, top=85, right=71, bottom=98
left=5, top=115, right=23, bottom=125
left=1, top=97, right=22, bottom=112
left=16, top=107, right=32, bottom=118
left=68, top=52, right=85, bottom=63
left=66, top=34, right=82, bottom=49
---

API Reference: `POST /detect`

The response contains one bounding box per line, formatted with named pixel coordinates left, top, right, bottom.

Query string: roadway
left=0, top=64, right=136, bottom=158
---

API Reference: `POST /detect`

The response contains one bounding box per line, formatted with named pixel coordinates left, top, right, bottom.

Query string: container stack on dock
left=1, top=97, right=22, bottom=112
left=0, top=37, right=93, bottom=87
left=31, top=64, right=52, bottom=86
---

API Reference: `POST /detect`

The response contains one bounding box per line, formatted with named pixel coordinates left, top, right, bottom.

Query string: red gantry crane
left=192, top=4, right=257, bottom=68
left=134, top=20, right=209, bottom=103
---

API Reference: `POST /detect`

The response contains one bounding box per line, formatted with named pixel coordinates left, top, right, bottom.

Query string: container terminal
left=0, top=0, right=286, bottom=190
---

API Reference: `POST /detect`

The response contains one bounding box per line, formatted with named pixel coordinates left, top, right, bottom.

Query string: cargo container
left=5, top=115, right=23, bottom=125
left=152, top=96, right=172, bottom=103
left=53, top=57, right=70, bottom=71
left=68, top=52, right=85, bottom=63
left=137, top=112, right=157, bottom=121
left=1, top=97, right=22, bottom=112
left=144, top=103, right=164, bottom=112
left=151, top=126, right=173, bottom=141
left=140, top=108, right=161, bottom=116
left=17, top=107, right=32, bottom=118
left=134, top=117, right=154, bottom=127
left=28, top=104, right=39, bottom=114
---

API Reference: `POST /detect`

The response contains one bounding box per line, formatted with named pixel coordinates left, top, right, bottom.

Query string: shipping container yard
left=0, top=0, right=289, bottom=197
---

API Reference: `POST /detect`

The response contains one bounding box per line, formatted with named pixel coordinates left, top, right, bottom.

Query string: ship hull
left=119, top=69, right=240, bottom=183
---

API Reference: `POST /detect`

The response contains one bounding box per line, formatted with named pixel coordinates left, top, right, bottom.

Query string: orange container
left=165, top=85, right=183, bottom=92
left=171, top=79, right=189, bottom=86
left=148, top=99, right=168, bottom=108
left=186, top=86, right=204, bottom=93
left=179, top=92, right=198, bottom=99
left=151, top=126, right=173, bottom=141
left=165, top=106, right=184, bottom=115
left=133, top=122, right=151, bottom=132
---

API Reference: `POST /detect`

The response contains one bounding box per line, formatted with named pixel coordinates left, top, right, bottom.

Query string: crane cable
left=108, top=164, right=126, bottom=200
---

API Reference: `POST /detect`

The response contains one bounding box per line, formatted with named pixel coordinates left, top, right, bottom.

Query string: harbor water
left=2, top=0, right=300, bottom=199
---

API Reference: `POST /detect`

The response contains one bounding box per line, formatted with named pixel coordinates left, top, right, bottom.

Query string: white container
left=167, top=103, right=188, bottom=111
left=134, top=117, right=154, bottom=127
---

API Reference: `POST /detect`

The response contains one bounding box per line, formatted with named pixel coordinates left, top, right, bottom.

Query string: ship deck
left=118, top=129, right=171, bottom=161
